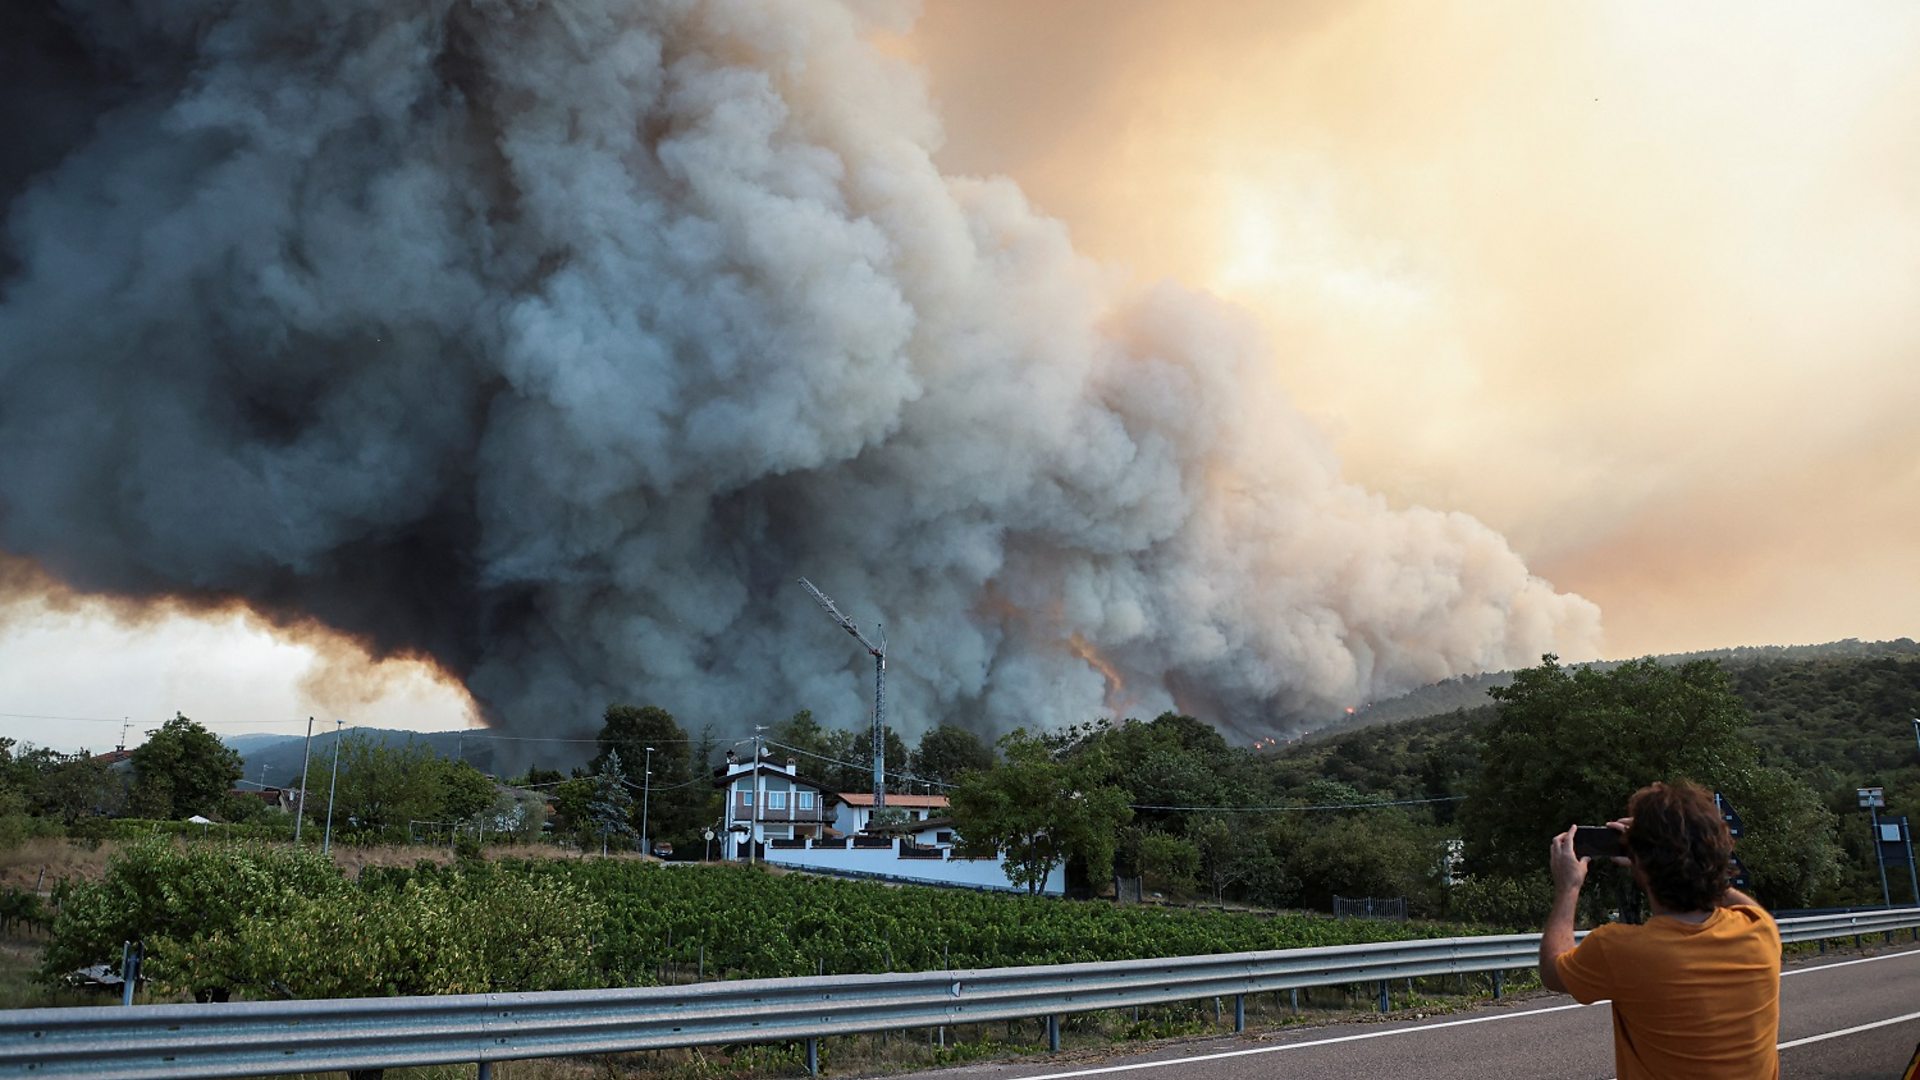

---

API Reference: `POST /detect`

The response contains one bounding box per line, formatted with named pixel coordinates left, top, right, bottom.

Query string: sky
left=3, top=0, right=1916, bottom=755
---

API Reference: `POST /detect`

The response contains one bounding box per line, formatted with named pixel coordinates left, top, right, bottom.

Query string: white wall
left=763, top=840, right=1065, bottom=895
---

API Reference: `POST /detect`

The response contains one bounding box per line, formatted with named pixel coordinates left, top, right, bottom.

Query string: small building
left=832, top=792, right=950, bottom=836
left=713, top=751, right=837, bottom=857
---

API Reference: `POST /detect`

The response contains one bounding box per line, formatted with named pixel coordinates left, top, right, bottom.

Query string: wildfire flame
left=1068, top=634, right=1135, bottom=718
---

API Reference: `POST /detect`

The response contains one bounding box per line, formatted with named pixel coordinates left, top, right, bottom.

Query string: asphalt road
left=900, top=943, right=1920, bottom=1080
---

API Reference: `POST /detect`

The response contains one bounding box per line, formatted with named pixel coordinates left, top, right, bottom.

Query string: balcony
left=731, top=795, right=830, bottom=823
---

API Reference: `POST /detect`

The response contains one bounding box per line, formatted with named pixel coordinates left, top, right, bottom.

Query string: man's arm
left=1538, top=824, right=1588, bottom=994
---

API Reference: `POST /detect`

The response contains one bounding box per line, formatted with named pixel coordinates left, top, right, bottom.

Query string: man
left=1539, top=781, right=1780, bottom=1079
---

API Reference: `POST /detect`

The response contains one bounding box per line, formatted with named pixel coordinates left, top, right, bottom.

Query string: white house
left=714, top=751, right=836, bottom=857
left=832, top=792, right=950, bottom=836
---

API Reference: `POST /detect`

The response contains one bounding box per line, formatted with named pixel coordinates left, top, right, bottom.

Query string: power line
left=1129, top=795, right=1467, bottom=813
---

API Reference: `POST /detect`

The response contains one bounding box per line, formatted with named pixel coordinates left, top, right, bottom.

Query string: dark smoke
left=0, top=0, right=1601, bottom=755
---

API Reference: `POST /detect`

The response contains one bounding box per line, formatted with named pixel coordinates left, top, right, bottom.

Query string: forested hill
left=1268, top=649, right=1920, bottom=825
left=1314, top=638, right=1920, bottom=741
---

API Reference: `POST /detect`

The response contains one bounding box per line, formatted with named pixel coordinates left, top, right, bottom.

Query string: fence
left=1332, top=895, right=1407, bottom=921
left=4, top=907, right=1917, bottom=1080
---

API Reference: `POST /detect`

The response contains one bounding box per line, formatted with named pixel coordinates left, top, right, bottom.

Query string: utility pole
left=294, top=717, right=314, bottom=844
left=797, top=578, right=888, bottom=809
left=641, top=745, right=654, bottom=857
left=751, top=726, right=766, bottom=865
left=323, top=719, right=344, bottom=857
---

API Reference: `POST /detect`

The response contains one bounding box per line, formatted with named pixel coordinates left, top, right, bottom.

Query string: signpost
left=1860, top=787, right=1891, bottom=906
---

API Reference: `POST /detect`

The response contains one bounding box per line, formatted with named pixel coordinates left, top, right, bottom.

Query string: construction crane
left=797, top=577, right=888, bottom=810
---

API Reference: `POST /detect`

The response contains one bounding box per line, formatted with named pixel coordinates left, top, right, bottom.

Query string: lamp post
left=641, top=745, right=654, bottom=857
left=322, top=719, right=344, bottom=857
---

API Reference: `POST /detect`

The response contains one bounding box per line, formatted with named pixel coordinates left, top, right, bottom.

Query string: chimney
left=786, top=757, right=797, bottom=775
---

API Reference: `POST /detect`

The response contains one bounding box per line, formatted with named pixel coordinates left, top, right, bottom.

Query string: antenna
left=798, top=577, right=888, bottom=810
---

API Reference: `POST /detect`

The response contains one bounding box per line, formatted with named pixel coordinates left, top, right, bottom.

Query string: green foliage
left=1444, top=874, right=1553, bottom=929
left=950, top=730, right=1133, bottom=892
left=595, top=704, right=706, bottom=841
left=157, top=869, right=599, bottom=998
left=464, top=859, right=1486, bottom=983
left=41, top=839, right=342, bottom=992
left=909, top=724, right=996, bottom=786
left=302, top=735, right=498, bottom=837
left=588, top=750, right=637, bottom=846
left=1132, top=830, right=1200, bottom=895
left=1457, top=655, right=1842, bottom=908
left=130, top=714, right=242, bottom=820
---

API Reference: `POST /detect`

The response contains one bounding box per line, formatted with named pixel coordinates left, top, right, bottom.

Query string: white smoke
left=0, top=0, right=1601, bottom=750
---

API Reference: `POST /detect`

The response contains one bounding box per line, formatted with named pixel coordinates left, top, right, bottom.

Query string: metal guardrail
left=4, top=908, right=1917, bottom=1080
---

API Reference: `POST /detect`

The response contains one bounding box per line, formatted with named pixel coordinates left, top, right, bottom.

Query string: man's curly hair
left=1626, top=781, right=1734, bottom=912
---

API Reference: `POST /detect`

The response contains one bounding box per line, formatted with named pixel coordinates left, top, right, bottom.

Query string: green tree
left=587, top=750, right=637, bottom=853
left=25, top=749, right=125, bottom=825
left=129, top=714, right=240, bottom=820
left=304, top=735, right=445, bottom=834
left=593, top=705, right=701, bottom=840
left=949, top=729, right=1134, bottom=893
left=910, top=724, right=996, bottom=787
left=437, top=760, right=497, bottom=823
left=1458, top=655, right=1841, bottom=907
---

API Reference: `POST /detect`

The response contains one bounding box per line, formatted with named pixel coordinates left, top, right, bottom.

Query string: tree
left=587, top=750, right=637, bottom=853
left=437, top=760, right=497, bottom=823
left=129, top=714, right=241, bottom=820
left=303, top=735, right=444, bottom=835
left=949, top=729, right=1133, bottom=893
left=1458, top=655, right=1841, bottom=906
left=910, top=724, right=996, bottom=787
left=593, top=705, right=702, bottom=840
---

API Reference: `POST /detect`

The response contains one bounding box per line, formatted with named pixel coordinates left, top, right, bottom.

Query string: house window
left=767, top=790, right=788, bottom=810
left=797, top=791, right=816, bottom=810
left=740, top=790, right=753, bottom=806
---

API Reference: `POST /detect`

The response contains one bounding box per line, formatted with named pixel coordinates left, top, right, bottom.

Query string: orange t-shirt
left=1555, top=904, right=1780, bottom=1080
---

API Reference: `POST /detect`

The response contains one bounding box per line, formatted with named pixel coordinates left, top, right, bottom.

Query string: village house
left=713, top=750, right=837, bottom=857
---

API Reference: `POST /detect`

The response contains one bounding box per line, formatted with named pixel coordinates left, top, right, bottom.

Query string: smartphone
left=1573, top=825, right=1625, bottom=861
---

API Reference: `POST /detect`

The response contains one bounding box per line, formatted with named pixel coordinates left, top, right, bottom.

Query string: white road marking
left=1001, top=1003, right=1598, bottom=1080
left=1777, top=1009, right=1920, bottom=1049
left=1782, top=945, right=1920, bottom=977
left=993, top=945, right=1920, bottom=1080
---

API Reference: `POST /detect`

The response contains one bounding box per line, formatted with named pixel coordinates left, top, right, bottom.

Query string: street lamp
left=322, top=719, right=344, bottom=857
left=641, top=745, right=654, bottom=857
left=1910, top=717, right=1918, bottom=758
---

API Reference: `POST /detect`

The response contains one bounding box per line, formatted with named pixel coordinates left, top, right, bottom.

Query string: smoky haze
left=0, top=0, right=1600, bottom=756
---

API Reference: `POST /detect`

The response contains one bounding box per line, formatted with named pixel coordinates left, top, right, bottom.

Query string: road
left=900, top=944, right=1920, bottom=1080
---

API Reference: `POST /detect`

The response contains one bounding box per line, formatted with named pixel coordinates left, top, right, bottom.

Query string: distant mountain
left=1308, top=638, right=1920, bottom=743
left=230, top=727, right=504, bottom=788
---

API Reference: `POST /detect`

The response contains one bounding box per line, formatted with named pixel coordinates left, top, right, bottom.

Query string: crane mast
left=798, top=577, right=887, bottom=810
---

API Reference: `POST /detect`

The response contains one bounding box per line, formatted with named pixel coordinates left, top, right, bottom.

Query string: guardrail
left=5, top=908, right=1917, bottom=1080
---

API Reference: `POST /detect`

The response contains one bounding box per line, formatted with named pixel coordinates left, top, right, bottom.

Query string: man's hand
left=1549, top=824, right=1590, bottom=895
left=1606, top=817, right=1633, bottom=867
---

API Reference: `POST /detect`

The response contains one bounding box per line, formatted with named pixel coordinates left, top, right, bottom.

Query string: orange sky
left=901, top=0, right=1920, bottom=658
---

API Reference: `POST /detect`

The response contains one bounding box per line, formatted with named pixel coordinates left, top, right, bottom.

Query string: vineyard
left=46, top=842, right=1488, bottom=1001
left=368, top=858, right=1480, bottom=987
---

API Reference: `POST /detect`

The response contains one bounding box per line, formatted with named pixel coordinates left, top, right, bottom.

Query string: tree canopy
left=130, top=714, right=241, bottom=820
left=950, top=729, right=1133, bottom=893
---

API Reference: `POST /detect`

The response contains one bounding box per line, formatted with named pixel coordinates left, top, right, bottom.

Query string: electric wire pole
left=293, top=716, right=314, bottom=844
left=798, top=578, right=888, bottom=809
left=322, top=719, right=344, bottom=857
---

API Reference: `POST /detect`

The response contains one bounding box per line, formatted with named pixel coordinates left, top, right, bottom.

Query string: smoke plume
left=0, top=0, right=1601, bottom=752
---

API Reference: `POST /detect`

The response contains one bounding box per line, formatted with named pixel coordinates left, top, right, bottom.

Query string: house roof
left=712, top=760, right=837, bottom=795
left=836, top=793, right=950, bottom=809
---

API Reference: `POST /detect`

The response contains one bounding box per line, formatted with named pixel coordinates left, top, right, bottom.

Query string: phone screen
left=1573, top=825, right=1624, bottom=860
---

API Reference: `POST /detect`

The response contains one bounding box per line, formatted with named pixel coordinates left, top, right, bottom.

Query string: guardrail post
left=806, top=1037, right=819, bottom=1076
left=1047, top=1015, right=1061, bottom=1052
left=1377, top=980, right=1389, bottom=1013
left=1233, top=994, right=1245, bottom=1032
left=478, top=1063, right=492, bottom=1080
left=1290, top=988, right=1299, bottom=1013
left=1492, top=970, right=1504, bottom=999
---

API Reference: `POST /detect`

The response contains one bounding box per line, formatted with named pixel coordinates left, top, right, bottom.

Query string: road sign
left=703, top=829, right=715, bottom=841
left=1729, top=853, right=1751, bottom=890
left=1859, top=787, right=1886, bottom=808
left=1714, top=792, right=1744, bottom=839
